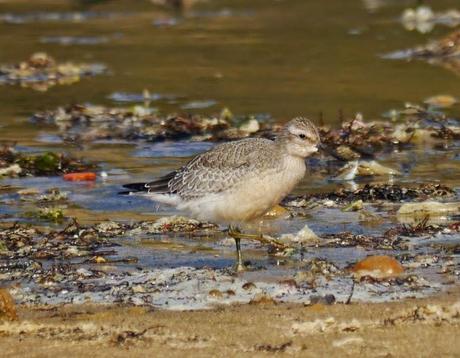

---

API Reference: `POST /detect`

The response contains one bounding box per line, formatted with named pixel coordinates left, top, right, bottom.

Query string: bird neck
left=274, top=133, right=291, bottom=153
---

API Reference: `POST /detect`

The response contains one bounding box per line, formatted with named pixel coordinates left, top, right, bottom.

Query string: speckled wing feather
left=146, top=138, right=279, bottom=199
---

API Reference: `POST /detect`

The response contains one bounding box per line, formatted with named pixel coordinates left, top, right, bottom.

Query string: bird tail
left=120, top=171, right=177, bottom=195
left=119, top=182, right=148, bottom=195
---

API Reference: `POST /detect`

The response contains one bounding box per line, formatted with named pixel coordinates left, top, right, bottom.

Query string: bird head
left=278, top=117, right=321, bottom=158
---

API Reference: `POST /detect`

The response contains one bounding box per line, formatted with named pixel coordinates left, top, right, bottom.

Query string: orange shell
left=351, top=255, right=404, bottom=278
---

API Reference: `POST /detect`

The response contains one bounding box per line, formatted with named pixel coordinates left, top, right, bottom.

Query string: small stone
left=208, top=289, right=223, bottom=298
left=242, top=282, right=256, bottom=290
left=0, top=289, right=18, bottom=321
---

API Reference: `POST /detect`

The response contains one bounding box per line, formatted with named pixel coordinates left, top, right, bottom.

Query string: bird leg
left=228, top=226, right=245, bottom=272
left=228, top=226, right=288, bottom=271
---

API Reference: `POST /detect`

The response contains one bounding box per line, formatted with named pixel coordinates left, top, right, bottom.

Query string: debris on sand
left=30, top=104, right=273, bottom=143
left=0, top=53, right=106, bottom=91
left=383, top=29, right=460, bottom=77
left=319, top=110, right=460, bottom=161
left=410, top=29, right=460, bottom=59
left=31, top=101, right=460, bottom=150
left=0, top=213, right=453, bottom=310
left=320, top=114, right=393, bottom=160
left=321, top=232, right=406, bottom=251
left=383, top=216, right=451, bottom=238
left=0, top=220, right=118, bottom=263
left=291, top=301, right=460, bottom=337
left=389, top=301, right=460, bottom=325
left=0, top=217, right=216, bottom=268
left=285, top=183, right=455, bottom=207
left=127, top=216, right=217, bottom=235
left=0, top=145, right=97, bottom=178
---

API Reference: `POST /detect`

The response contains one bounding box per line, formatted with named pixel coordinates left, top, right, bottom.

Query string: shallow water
left=1, top=0, right=460, bottom=306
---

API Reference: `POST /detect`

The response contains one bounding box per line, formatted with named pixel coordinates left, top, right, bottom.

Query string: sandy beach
left=1, top=288, right=460, bottom=357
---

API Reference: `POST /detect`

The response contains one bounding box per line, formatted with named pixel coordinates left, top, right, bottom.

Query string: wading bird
left=123, top=117, right=321, bottom=271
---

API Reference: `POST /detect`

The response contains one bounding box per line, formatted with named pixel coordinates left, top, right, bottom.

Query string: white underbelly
left=179, top=157, right=306, bottom=223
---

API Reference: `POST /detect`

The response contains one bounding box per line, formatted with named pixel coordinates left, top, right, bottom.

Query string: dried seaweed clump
left=319, top=110, right=460, bottom=161
left=0, top=220, right=118, bottom=262
left=322, top=183, right=453, bottom=203
left=0, top=52, right=106, bottom=91
left=288, top=184, right=455, bottom=207
left=320, top=115, right=394, bottom=160
left=0, top=145, right=97, bottom=177
left=31, top=104, right=271, bottom=143
left=411, top=29, right=460, bottom=58
left=385, top=29, right=460, bottom=77
left=384, top=217, right=460, bottom=238
left=321, top=232, right=406, bottom=250
left=0, top=217, right=218, bottom=263
left=127, top=216, right=217, bottom=235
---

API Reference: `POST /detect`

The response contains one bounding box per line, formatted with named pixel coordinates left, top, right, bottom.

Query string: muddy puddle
left=0, top=0, right=460, bottom=311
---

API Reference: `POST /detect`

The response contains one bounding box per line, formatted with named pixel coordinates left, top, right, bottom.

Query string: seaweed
left=0, top=145, right=96, bottom=177
left=0, top=53, right=106, bottom=91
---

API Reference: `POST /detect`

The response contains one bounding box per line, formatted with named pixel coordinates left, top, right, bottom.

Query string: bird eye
left=298, top=133, right=306, bottom=139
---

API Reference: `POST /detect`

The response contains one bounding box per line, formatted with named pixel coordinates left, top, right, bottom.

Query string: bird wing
left=146, top=138, right=275, bottom=199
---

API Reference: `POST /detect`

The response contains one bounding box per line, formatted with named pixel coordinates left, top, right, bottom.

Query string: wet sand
left=1, top=289, right=460, bottom=357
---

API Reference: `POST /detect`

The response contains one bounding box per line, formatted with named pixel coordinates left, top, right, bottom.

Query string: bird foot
left=228, top=227, right=287, bottom=249
left=234, top=261, right=246, bottom=273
